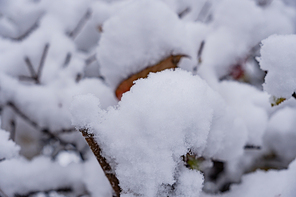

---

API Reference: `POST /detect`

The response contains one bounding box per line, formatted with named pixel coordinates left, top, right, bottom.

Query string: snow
left=71, top=69, right=248, bottom=196
left=263, top=107, right=296, bottom=164
left=259, top=34, right=296, bottom=99
left=0, top=156, right=83, bottom=196
left=0, top=129, right=20, bottom=160
left=197, top=0, right=294, bottom=87
left=217, top=81, right=269, bottom=145
left=174, top=167, right=204, bottom=197
left=201, top=158, right=296, bottom=197
left=82, top=154, right=113, bottom=197
left=0, top=73, right=116, bottom=132
left=97, top=0, right=207, bottom=89
left=1, top=0, right=296, bottom=196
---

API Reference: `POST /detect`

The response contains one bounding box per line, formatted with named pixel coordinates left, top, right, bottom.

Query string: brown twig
left=79, top=128, right=121, bottom=197
left=68, top=9, right=92, bottom=39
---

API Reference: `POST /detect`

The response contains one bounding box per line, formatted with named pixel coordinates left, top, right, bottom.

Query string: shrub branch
left=79, top=128, right=121, bottom=197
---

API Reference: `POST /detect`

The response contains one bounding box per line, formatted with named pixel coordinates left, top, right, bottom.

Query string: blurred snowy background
left=1, top=0, right=296, bottom=196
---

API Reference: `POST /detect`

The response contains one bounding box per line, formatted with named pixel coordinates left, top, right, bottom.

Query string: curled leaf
left=115, top=54, right=187, bottom=100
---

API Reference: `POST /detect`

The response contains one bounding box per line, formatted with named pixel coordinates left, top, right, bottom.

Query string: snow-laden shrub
left=1, top=0, right=296, bottom=196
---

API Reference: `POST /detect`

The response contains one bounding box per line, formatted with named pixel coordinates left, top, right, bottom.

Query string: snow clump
left=259, top=34, right=296, bottom=99
left=71, top=69, right=248, bottom=196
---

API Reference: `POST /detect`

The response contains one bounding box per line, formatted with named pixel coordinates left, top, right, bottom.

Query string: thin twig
left=7, top=102, right=39, bottom=129
left=193, top=40, right=205, bottom=75
left=60, top=128, right=76, bottom=133
left=15, top=23, right=39, bottom=41
left=7, top=102, right=75, bottom=135
left=76, top=73, right=82, bottom=83
left=85, top=54, right=96, bottom=66
left=68, top=9, right=92, bottom=39
left=37, top=43, right=50, bottom=80
left=0, top=188, right=9, bottom=197
left=15, top=187, right=72, bottom=197
left=178, top=7, right=191, bottom=18
left=196, top=1, right=212, bottom=22
left=2, top=17, right=40, bottom=41
left=10, top=119, right=16, bottom=141
left=24, top=57, right=38, bottom=79
left=18, top=75, right=36, bottom=82
left=244, top=144, right=261, bottom=150
left=79, top=128, right=121, bottom=197
left=197, top=40, right=205, bottom=63
left=63, top=52, right=72, bottom=67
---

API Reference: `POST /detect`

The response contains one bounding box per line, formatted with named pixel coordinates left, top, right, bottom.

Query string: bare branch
left=68, top=9, right=92, bottom=40
left=37, top=43, right=50, bottom=80
left=79, top=128, right=121, bottom=197
left=18, top=75, right=36, bottom=82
